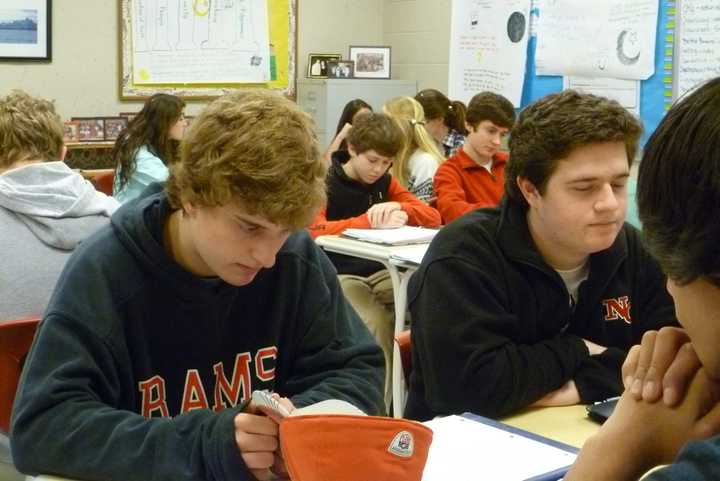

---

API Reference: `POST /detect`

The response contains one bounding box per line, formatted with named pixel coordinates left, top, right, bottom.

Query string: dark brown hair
left=415, top=89, right=467, bottom=135
left=638, top=77, right=720, bottom=287
left=113, top=93, right=185, bottom=191
left=466, top=92, right=515, bottom=129
left=346, top=112, right=404, bottom=158
left=506, top=90, right=642, bottom=209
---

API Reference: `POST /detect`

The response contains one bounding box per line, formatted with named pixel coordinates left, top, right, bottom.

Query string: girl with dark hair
left=415, top=88, right=467, bottom=157
left=112, top=93, right=186, bottom=203
left=323, top=98, right=372, bottom=163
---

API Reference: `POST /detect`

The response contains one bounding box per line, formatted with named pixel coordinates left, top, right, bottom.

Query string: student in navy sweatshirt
left=11, top=90, right=385, bottom=481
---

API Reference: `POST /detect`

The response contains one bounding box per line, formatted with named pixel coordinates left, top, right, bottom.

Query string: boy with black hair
left=566, top=77, right=720, bottom=480
left=433, top=91, right=516, bottom=224
left=11, top=90, right=384, bottom=481
left=405, top=90, right=677, bottom=421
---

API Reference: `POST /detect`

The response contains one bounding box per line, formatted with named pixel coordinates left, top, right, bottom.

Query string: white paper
left=389, top=244, right=430, bottom=265
left=676, top=0, right=720, bottom=98
left=132, top=0, right=270, bottom=84
left=448, top=0, right=531, bottom=107
left=341, top=226, right=437, bottom=246
left=423, top=415, right=576, bottom=481
left=563, top=76, right=641, bottom=116
left=536, top=0, right=658, bottom=80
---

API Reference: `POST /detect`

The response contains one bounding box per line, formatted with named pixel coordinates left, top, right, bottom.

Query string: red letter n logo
left=602, top=296, right=632, bottom=324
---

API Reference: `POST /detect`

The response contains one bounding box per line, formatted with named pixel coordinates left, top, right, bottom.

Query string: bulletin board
left=519, top=0, right=675, bottom=146
left=118, top=0, right=297, bottom=100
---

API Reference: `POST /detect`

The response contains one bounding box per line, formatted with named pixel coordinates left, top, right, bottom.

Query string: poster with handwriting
left=535, top=0, right=658, bottom=80
left=677, top=0, right=720, bottom=97
left=448, top=0, right=531, bottom=107
left=131, top=0, right=270, bottom=84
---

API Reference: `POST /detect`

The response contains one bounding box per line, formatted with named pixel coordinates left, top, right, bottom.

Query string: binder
left=422, top=413, right=578, bottom=481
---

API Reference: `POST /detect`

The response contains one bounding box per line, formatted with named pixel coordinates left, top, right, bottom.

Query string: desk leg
left=388, top=267, right=413, bottom=418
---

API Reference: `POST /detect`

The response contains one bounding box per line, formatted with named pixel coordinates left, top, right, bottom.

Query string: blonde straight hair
left=383, top=96, right=444, bottom=187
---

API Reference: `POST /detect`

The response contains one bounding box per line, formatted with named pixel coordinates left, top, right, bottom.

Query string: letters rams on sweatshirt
left=11, top=187, right=385, bottom=481
left=405, top=199, right=677, bottom=421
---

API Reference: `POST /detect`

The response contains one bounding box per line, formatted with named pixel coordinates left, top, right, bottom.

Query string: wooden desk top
left=502, top=404, right=599, bottom=448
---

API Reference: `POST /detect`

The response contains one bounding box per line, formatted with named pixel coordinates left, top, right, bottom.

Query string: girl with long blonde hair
left=383, top=96, right=444, bottom=203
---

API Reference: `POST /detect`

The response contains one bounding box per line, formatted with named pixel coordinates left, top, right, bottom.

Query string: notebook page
left=422, top=415, right=576, bottom=480
left=342, top=226, right=437, bottom=245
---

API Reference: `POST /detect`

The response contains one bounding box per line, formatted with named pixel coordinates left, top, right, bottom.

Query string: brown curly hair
left=506, top=90, right=642, bottom=209
left=166, top=90, right=326, bottom=230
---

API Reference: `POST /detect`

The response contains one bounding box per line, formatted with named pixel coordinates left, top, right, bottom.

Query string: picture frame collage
left=63, top=112, right=195, bottom=143
left=307, top=46, right=391, bottom=80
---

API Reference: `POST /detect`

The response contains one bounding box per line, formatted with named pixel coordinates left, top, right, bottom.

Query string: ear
left=347, top=143, right=357, bottom=158
left=464, top=121, right=475, bottom=133
left=182, top=200, right=196, bottom=217
left=516, top=176, right=542, bottom=207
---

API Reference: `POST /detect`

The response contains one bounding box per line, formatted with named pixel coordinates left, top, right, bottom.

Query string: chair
left=89, top=170, right=115, bottom=196
left=392, top=329, right=412, bottom=418
left=0, top=317, right=41, bottom=433
left=0, top=317, right=40, bottom=481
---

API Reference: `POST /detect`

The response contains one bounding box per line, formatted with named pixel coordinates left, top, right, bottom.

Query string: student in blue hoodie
left=11, top=90, right=385, bottom=481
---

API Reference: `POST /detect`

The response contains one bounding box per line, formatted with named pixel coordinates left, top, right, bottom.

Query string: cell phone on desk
left=586, top=396, right=619, bottom=424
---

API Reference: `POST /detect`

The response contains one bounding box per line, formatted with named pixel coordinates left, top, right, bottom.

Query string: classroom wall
left=0, top=0, right=384, bottom=119
left=384, top=0, right=452, bottom=93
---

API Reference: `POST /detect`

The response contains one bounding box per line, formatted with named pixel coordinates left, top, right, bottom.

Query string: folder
left=422, top=413, right=578, bottom=481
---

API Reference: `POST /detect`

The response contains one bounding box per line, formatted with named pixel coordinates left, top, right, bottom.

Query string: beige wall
left=384, top=0, right=452, bottom=93
left=0, top=0, right=385, bottom=119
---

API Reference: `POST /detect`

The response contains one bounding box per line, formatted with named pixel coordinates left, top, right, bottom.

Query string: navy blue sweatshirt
left=405, top=198, right=677, bottom=421
left=11, top=187, right=385, bottom=480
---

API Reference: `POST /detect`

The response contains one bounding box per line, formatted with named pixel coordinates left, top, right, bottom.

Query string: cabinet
left=297, top=79, right=418, bottom=149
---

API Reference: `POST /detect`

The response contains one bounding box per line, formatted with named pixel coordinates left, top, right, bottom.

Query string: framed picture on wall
left=73, top=118, right=106, bottom=142
left=103, top=117, right=129, bottom=141
left=62, top=120, right=79, bottom=143
left=349, top=46, right=391, bottom=79
left=326, top=60, right=354, bottom=79
left=307, top=53, right=342, bottom=78
left=0, top=0, right=52, bottom=61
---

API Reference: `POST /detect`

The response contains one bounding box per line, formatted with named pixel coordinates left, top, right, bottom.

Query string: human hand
left=236, top=396, right=296, bottom=480
left=367, top=202, right=402, bottom=227
left=378, top=209, right=408, bottom=228
left=565, top=368, right=720, bottom=481
left=531, top=380, right=580, bottom=407
left=622, top=327, right=700, bottom=406
left=583, top=338, right=607, bottom=356
left=338, top=122, right=353, bottom=139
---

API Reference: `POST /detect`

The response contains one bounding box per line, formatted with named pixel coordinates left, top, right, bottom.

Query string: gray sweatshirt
left=0, top=161, right=119, bottom=320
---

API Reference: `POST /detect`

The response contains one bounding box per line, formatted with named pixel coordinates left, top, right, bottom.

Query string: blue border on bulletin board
left=520, top=1, right=673, bottom=147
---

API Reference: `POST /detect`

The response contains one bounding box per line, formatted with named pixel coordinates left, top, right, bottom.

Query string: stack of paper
left=342, top=226, right=438, bottom=246
left=389, top=244, right=430, bottom=265
left=422, top=414, right=577, bottom=481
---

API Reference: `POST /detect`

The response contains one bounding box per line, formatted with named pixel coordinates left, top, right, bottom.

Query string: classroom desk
left=502, top=404, right=599, bottom=448
left=314, top=235, right=428, bottom=418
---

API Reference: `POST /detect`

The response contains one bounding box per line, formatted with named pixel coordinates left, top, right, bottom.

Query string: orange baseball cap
left=280, top=414, right=433, bottom=481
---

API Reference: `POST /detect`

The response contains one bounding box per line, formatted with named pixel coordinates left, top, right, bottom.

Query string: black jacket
left=11, top=186, right=385, bottom=480
left=405, top=198, right=677, bottom=420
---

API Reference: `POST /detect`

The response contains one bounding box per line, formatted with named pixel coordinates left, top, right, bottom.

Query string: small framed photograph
left=103, top=117, right=128, bottom=141
left=0, top=0, right=52, bottom=61
left=327, top=60, right=354, bottom=79
left=73, top=117, right=106, bottom=142
left=62, top=120, right=79, bottom=143
left=349, top=46, right=391, bottom=79
left=119, top=111, right=138, bottom=123
left=307, top=53, right=342, bottom=78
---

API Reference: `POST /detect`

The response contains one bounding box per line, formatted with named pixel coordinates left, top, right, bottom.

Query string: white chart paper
left=448, top=0, right=531, bottom=107
left=536, top=0, right=658, bottom=80
left=132, top=0, right=270, bottom=84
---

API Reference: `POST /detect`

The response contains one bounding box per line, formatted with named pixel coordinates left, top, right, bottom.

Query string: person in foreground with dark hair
left=405, top=90, right=677, bottom=421
left=112, top=93, right=187, bottom=203
left=433, top=91, right=516, bottom=224
left=565, top=77, right=720, bottom=481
